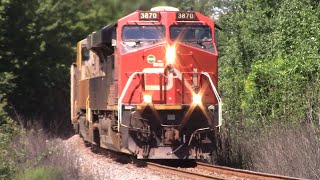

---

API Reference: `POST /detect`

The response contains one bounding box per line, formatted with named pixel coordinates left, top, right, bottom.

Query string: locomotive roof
left=87, top=23, right=117, bottom=49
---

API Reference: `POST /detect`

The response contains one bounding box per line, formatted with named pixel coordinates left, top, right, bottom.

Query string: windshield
left=170, top=25, right=212, bottom=42
left=122, top=25, right=165, bottom=41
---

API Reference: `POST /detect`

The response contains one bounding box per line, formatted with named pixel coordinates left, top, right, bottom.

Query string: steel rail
left=196, top=162, right=303, bottom=180
left=146, top=162, right=226, bottom=180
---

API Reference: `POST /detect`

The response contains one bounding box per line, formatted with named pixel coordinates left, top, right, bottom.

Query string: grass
left=250, top=124, right=320, bottom=179
left=16, top=166, right=64, bottom=180
left=217, top=123, right=320, bottom=179
left=10, top=127, right=81, bottom=180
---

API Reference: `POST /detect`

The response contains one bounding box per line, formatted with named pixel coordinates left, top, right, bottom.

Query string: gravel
left=60, top=135, right=182, bottom=180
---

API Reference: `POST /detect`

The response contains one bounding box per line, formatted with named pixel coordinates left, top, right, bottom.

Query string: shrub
left=11, top=127, right=80, bottom=180
left=249, top=124, right=320, bottom=179
left=0, top=104, right=19, bottom=179
left=16, top=166, right=64, bottom=180
left=218, top=123, right=320, bottom=179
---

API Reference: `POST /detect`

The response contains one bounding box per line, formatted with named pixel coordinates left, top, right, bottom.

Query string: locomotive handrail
left=118, top=72, right=141, bottom=131
left=201, top=72, right=222, bottom=128
left=118, top=71, right=162, bottom=131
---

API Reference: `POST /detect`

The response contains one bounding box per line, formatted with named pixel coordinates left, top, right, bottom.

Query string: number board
left=139, top=12, right=160, bottom=21
left=176, top=12, right=196, bottom=20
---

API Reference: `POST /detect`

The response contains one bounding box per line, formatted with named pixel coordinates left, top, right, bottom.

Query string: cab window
left=81, top=46, right=90, bottom=61
left=122, top=25, right=165, bottom=41
left=121, top=25, right=165, bottom=53
left=170, top=25, right=215, bottom=53
left=170, top=25, right=212, bottom=42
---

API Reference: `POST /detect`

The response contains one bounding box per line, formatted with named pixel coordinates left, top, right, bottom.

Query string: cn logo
left=142, top=68, right=173, bottom=90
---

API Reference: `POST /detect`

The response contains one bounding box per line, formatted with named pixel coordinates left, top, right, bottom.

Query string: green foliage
left=16, top=166, right=64, bottom=180
left=242, top=58, right=315, bottom=125
left=0, top=106, right=19, bottom=180
left=0, top=133, right=16, bottom=179
left=216, top=0, right=320, bottom=127
left=0, top=72, right=17, bottom=179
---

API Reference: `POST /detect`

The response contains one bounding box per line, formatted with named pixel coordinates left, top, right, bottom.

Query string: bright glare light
left=143, top=94, right=153, bottom=104
left=192, top=93, right=202, bottom=105
left=166, top=45, right=176, bottom=65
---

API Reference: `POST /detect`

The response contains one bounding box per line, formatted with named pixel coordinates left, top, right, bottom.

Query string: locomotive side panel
left=89, top=77, right=108, bottom=110
left=78, top=80, right=89, bottom=110
left=70, top=64, right=78, bottom=122
left=88, top=55, right=115, bottom=110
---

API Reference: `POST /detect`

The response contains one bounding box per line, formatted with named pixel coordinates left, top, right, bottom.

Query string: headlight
left=192, top=93, right=202, bottom=105
left=143, top=94, right=152, bottom=104
left=166, top=45, right=176, bottom=65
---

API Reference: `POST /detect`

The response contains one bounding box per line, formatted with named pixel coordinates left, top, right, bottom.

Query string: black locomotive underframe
left=120, top=105, right=219, bottom=159
left=77, top=105, right=219, bottom=160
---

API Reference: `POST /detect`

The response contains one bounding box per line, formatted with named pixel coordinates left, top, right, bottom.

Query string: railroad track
left=146, top=161, right=303, bottom=180
left=89, top=144, right=302, bottom=180
left=146, top=161, right=224, bottom=180
left=195, top=162, right=303, bottom=179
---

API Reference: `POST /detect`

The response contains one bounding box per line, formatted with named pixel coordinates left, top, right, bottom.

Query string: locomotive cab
left=71, top=6, right=222, bottom=161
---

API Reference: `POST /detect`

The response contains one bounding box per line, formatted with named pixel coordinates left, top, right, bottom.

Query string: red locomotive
left=71, top=6, right=222, bottom=160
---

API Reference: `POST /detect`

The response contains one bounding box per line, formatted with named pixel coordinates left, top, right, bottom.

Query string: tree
left=215, top=0, right=320, bottom=126
left=0, top=0, right=195, bottom=131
